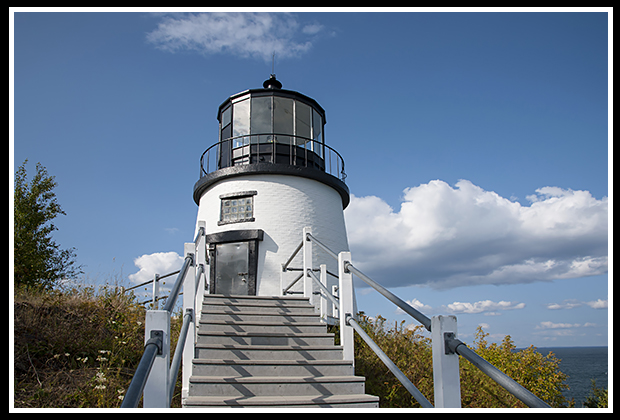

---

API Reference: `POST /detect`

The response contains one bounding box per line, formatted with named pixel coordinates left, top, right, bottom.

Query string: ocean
left=534, top=346, right=608, bottom=407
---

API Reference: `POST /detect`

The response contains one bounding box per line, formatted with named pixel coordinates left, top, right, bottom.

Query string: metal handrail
left=305, top=233, right=339, bottom=260
left=305, top=233, right=431, bottom=331
left=282, top=272, right=304, bottom=295
left=121, top=331, right=163, bottom=408
left=303, top=232, right=551, bottom=408
left=199, top=134, right=346, bottom=182
left=281, top=239, right=304, bottom=273
left=306, top=268, right=432, bottom=407
left=121, top=252, right=196, bottom=408
left=307, top=269, right=340, bottom=310
left=344, top=262, right=432, bottom=332
left=445, top=336, right=549, bottom=408
left=346, top=315, right=434, bottom=408
left=123, top=269, right=181, bottom=293
left=163, top=254, right=193, bottom=312
left=168, top=309, right=193, bottom=404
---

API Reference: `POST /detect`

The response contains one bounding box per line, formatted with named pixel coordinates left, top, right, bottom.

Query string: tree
left=13, top=160, right=82, bottom=290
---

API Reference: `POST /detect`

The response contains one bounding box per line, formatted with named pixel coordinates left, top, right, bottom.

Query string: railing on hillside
left=280, top=227, right=551, bottom=408
left=199, top=135, right=347, bottom=182
left=123, top=269, right=181, bottom=308
left=121, top=222, right=207, bottom=408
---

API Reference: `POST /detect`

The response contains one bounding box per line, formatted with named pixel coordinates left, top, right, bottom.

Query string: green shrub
left=583, top=379, right=608, bottom=408
left=346, top=314, right=569, bottom=408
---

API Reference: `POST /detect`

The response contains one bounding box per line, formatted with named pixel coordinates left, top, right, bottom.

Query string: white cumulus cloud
left=447, top=300, right=526, bottom=314
left=399, top=298, right=525, bottom=316
left=586, top=298, right=608, bottom=309
left=128, top=251, right=184, bottom=286
left=146, top=12, right=320, bottom=62
left=546, top=298, right=608, bottom=310
left=344, top=179, right=608, bottom=289
left=536, top=321, right=596, bottom=329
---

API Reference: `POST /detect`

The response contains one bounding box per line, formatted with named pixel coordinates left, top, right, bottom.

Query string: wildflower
left=95, top=371, right=107, bottom=382
left=94, top=385, right=107, bottom=390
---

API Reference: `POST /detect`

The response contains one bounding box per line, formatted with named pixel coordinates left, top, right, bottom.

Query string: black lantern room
left=194, top=76, right=349, bottom=208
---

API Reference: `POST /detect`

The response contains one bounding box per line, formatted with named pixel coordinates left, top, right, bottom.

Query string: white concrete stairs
left=183, top=294, right=379, bottom=408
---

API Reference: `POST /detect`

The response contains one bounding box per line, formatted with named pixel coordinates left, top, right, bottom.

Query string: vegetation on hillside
left=13, top=286, right=609, bottom=408
left=344, top=314, right=573, bottom=408
left=13, top=284, right=184, bottom=408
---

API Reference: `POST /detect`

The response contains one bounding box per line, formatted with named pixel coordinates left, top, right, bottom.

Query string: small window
left=219, top=191, right=257, bottom=225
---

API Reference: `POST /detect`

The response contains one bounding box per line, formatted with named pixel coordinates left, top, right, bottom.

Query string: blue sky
left=11, top=9, right=610, bottom=348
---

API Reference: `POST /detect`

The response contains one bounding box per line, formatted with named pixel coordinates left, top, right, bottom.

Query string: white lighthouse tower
left=193, top=75, right=350, bottom=301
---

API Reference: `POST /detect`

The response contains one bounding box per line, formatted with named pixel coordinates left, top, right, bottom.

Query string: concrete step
left=195, top=343, right=345, bottom=360
left=203, top=294, right=311, bottom=306
left=183, top=394, right=380, bottom=408
left=198, top=319, right=327, bottom=334
left=188, top=375, right=367, bottom=397
left=202, top=299, right=316, bottom=314
left=191, top=359, right=355, bottom=377
left=199, top=310, right=320, bottom=323
left=201, top=305, right=316, bottom=315
left=204, top=292, right=309, bottom=303
left=197, top=330, right=336, bottom=346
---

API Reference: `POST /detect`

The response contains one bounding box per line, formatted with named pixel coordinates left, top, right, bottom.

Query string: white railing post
left=432, top=315, right=461, bottom=408
left=181, top=242, right=197, bottom=403
left=338, top=251, right=355, bottom=365
left=152, top=273, right=160, bottom=309
left=302, top=227, right=313, bottom=306
left=194, top=221, right=207, bottom=323
left=319, top=264, right=328, bottom=321
left=331, top=285, right=339, bottom=320
left=143, top=310, right=170, bottom=408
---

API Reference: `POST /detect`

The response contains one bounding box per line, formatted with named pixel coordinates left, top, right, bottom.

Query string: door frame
left=206, top=229, right=264, bottom=296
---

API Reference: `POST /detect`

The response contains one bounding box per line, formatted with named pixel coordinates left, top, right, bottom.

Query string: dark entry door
left=214, top=241, right=249, bottom=295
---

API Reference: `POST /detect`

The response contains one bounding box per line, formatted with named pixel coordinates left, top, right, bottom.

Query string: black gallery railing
left=199, top=134, right=347, bottom=183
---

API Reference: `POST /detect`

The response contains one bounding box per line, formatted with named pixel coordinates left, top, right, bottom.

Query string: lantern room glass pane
left=295, top=101, right=311, bottom=141
left=233, top=98, right=250, bottom=140
left=250, top=96, right=272, bottom=143
left=312, top=108, right=323, bottom=144
left=274, top=97, right=293, bottom=144
left=221, top=106, right=231, bottom=129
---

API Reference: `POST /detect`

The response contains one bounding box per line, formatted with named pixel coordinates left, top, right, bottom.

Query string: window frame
left=218, top=190, right=258, bottom=226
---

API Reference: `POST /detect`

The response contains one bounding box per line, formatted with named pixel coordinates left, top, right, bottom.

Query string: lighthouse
left=193, top=75, right=350, bottom=300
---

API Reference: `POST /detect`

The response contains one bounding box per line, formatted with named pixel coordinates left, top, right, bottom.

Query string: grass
left=13, top=282, right=183, bottom=408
